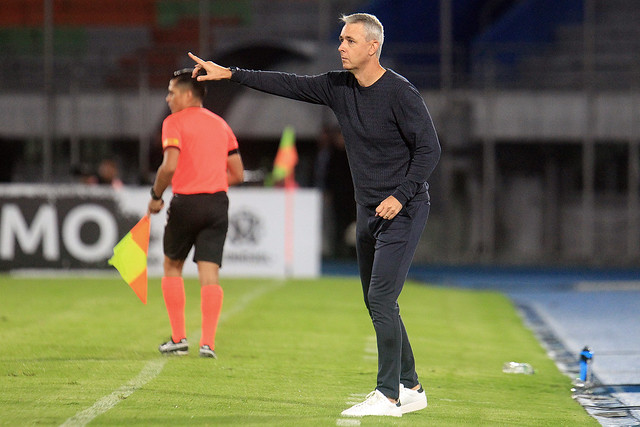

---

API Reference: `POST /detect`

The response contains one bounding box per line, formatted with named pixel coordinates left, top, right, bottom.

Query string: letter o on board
left=62, top=204, right=118, bottom=263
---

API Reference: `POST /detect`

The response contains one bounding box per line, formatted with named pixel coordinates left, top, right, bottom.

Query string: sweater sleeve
left=230, top=68, right=333, bottom=106
left=390, top=85, right=441, bottom=206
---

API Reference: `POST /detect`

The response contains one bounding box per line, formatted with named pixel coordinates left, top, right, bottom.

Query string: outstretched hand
left=188, top=52, right=233, bottom=81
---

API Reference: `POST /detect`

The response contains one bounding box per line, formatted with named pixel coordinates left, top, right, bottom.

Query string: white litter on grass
left=60, top=280, right=285, bottom=427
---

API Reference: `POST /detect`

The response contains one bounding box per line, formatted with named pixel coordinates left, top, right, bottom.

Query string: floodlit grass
left=0, top=275, right=596, bottom=426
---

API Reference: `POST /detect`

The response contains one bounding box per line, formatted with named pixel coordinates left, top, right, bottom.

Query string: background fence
left=1, top=0, right=639, bottom=267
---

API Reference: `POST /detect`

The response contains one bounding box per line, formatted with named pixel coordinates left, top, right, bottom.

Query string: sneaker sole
left=400, top=399, right=427, bottom=414
left=340, top=411, right=402, bottom=418
left=160, top=350, right=188, bottom=356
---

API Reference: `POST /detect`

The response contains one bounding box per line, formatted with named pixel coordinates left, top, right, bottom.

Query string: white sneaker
left=399, top=384, right=428, bottom=414
left=158, top=338, right=188, bottom=356
left=341, top=390, right=402, bottom=417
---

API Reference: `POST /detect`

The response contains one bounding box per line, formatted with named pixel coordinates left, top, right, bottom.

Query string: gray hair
left=340, top=13, right=384, bottom=58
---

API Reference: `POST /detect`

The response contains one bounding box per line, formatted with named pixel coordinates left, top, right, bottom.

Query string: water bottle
left=579, top=346, right=593, bottom=382
left=502, top=361, right=535, bottom=375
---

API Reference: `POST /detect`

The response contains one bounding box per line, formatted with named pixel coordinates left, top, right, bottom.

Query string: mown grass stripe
left=0, top=277, right=598, bottom=425
left=59, top=280, right=285, bottom=427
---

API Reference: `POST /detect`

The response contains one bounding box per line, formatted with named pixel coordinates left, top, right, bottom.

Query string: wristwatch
left=150, top=187, right=162, bottom=201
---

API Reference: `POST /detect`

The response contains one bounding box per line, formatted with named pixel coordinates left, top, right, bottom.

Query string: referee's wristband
left=150, top=187, right=162, bottom=201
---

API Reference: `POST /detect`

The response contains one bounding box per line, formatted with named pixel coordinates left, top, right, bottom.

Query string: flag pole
left=284, top=184, right=295, bottom=278
left=264, top=126, right=298, bottom=277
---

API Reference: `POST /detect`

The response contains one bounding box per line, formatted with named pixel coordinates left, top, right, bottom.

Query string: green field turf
left=0, top=275, right=596, bottom=426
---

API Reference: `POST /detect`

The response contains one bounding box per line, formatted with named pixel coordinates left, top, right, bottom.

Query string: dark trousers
left=355, top=198, right=430, bottom=400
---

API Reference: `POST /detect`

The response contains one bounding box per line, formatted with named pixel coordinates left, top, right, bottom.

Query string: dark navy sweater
left=231, top=68, right=441, bottom=207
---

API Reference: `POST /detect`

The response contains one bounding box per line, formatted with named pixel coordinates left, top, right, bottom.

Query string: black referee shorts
left=163, top=192, right=229, bottom=266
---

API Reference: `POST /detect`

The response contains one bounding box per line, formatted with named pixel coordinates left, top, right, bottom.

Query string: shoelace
left=360, top=391, right=387, bottom=407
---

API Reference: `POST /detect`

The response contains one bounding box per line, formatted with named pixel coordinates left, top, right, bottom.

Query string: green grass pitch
left=0, top=275, right=596, bottom=426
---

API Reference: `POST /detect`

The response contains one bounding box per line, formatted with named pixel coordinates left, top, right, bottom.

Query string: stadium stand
left=1, top=0, right=640, bottom=265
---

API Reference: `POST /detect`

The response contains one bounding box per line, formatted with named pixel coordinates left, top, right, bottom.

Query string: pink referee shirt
left=161, top=106, right=238, bottom=195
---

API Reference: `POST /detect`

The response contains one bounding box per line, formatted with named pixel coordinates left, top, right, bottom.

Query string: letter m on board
left=0, top=204, right=59, bottom=261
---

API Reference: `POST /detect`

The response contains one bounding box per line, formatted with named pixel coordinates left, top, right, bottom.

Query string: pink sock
left=200, top=284, right=223, bottom=349
left=161, top=277, right=186, bottom=342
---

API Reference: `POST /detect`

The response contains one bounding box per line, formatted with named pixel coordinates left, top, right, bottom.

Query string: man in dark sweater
left=190, top=12, right=440, bottom=418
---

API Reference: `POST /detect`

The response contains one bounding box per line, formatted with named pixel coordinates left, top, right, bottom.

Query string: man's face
left=165, top=79, right=190, bottom=113
left=338, top=22, right=376, bottom=71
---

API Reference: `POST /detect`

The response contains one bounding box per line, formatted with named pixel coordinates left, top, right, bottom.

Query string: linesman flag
left=265, top=125, right=298, bottom=188
left=108, top=215, right=150, bottom=304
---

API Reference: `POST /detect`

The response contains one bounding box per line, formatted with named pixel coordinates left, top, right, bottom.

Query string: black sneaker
left=158, top=338, right=188, bottom=356
left=199, top=345, right=217, bottom=358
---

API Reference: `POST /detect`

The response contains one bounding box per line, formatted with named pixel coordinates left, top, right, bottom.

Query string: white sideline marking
left=575, top=280, right=640, bottom=291
left=60, top=281, right=285, bottom=427
left=336, top=419, right=361, bottom=426
left=60, top=359, right=166, bottom=427
left=336, top=336, right=377, bottom=425
left=345, top=393, right=368, bottom=405
left=363, top=335, right=377, bottom=363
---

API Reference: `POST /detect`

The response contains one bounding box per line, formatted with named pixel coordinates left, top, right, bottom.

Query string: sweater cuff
left=392, top=180, right=420, bottom=206
left=229, top=67, right=244, bottom=82
left=391, top=189, right=409, bottom=207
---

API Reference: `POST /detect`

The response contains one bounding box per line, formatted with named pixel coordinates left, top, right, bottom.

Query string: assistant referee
left=148, top=69, right=244, bottom=359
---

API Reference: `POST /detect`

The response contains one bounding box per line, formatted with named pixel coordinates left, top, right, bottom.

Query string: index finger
left=188, top=52, right=206, bottom=65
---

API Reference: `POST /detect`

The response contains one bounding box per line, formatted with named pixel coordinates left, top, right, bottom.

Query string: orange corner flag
left=108, top=215, right=150, bottom=304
